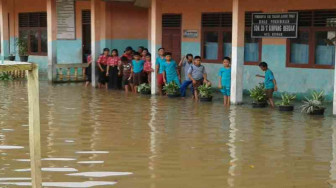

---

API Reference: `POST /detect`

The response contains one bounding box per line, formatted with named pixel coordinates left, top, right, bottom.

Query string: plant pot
left=140, top=90, right=151, bottom=95
left=19, top=55, right=29, bottom=62
left=200, top=96, right=213, bottom=102
left=279, top=105, right=294, bottom=112
left=309, top=108, right=325, bottom=115
left=8, top=55, right=15, bottom=61
left=167, top=93, right=180, bottom=98
left=252, top=102, right=267, bottom=108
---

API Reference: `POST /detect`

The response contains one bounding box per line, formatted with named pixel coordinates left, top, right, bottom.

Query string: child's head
left=186, top=54, right=193, bottom=62
left=125, top=46, right=133, bottom=55
left=164, top=52, right=172, bottom=61
left=138, top=46, right=144, bottom=54
left=121, top=56, right=128, bottom=63
left=143, top=48, right=148, bottom=54
left=103, top=48, right=110, bottom=56
left=258, top=62, right=268, bottom=71
left=145, top=53, right=151, bottom=62
left=141, top=49, right=148, bottom=57
left=194, top=56, right=201, bottom=66
left=223, top=56, right=231, bottom=68
left=133, top=52, right=141, bottom=60
left=158, top=48, right=165, bottom=56
left=111, top=49, right=119, bottom=57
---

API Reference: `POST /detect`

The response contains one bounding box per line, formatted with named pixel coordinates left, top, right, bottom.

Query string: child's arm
left=176, top=67, right=181, bottom=81
left=218, top=77, right=222, bottom=89
left=163, top=71, right=166, bottom=83
left=178, top=56, right=186, bottom=67
left=273, top=79, right=278, bottom=91
left=203, top=73, right=209, bottom=84
left=106, top=66, right=110, bottom=76
left=256, top=74, right=265, bottom=78
left=156, top=64, right=160, bottom=75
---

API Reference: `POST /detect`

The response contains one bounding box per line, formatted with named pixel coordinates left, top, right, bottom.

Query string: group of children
left=86, top=46, right=277, bottom=107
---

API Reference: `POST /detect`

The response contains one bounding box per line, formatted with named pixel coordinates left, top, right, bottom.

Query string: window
left=245, top=12, right=262, bottom=65
left=287, top=10, right=336, bottom=69
left=19, top=12, right=47, bottom=55
left=202, top=13, right=232, bottom=63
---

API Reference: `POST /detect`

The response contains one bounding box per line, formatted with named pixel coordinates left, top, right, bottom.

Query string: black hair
left=138, top=46, right=145, bottom=50
left=223, top=56, right=231, bottom=62
left=121, top=56, right=128, bottom=62
left=143, top=48, right=149, bottom=52
left=164, top=52, right=172, bottom=56
left=103, top=48, right=110, bottom=52
left=158, top=47, right=165, bottom=51
left=111, top=49, right=119, bottom=56
left=259, top=62, right=268, bottom=68
left=186, top=54, right=193, bottom=59
left=125, top=46, right=133, bottom=51
left=194, top=56, right=201, bottom=60
left=133, top=52, right=141, bottom=56
left=145, top=53, right=151, bottom=57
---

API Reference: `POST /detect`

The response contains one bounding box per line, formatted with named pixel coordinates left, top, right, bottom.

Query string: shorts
left=266, top=88, right=274, bottom=99
left=192, top=79, right=204, bottom=90
left=220, top=86, right=231, bottom=96
left=157, top=73, right=164, bottom=86
left=98, top=65, right=107, bottom=84
left=122, top=75, right=132, bottom=87
left=133, top=72, right=143, bottom=86
left=167, top=76, right=181, bottom=87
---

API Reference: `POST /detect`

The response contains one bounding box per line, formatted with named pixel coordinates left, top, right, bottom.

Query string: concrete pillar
left=333, top=46, right=336, bottom=115
left=91, top=0, right=101, bottom=87
left=0, top=0, right=9, bottom=62
left=47, top=0, right=57, bottom=81
left=150, top=0, right=162, bottom=95
left=230, top=0, right=245, bottom=104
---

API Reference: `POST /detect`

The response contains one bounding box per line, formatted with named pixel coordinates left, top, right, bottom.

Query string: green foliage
left=198, top=84, right=213, bottom=98
left=16, top=37, right=28, bottom=56
left=163, top=81, right=180, bottom=95
left=137, top=83, right=151, bottom=93
left=276, top=93, right=296, bottom=106
left=0, top=73, right=14, bottom=81
left=300, top=90, right=325, bottom=114
left=249, top=83, right=267, bottom=103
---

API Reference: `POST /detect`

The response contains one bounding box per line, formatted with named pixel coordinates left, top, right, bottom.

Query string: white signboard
left=56, top=0, right=75, bottom=40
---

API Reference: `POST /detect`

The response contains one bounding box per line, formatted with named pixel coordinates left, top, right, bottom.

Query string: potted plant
left=138, top=83, right=151, bottom=95
left=277, top=93, right=296, bottom=111
left=300, top=91, right=326, bottom=115
left=198, top=84, right=213, bottom=102
left=16, top=37, right=28, bottom=62
left=8, top=54, right=15, bottom=61
left=0, top=72, right=13, bottom=81
left=163, top=81, right=180, bottom=98
left=250, top=83, right=267, bottom=108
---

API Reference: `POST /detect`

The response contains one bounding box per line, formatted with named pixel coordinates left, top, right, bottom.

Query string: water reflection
left=227, top=106, right=238, bottom=187
left=148, top=97, right=158, bottom=188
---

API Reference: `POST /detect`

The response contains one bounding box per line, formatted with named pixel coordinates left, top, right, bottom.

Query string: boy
left=256, top=62, right=278, bottom=108
left=218, top=57, right=231, bottom=106
left=179, top=54, right=194, bottom=97
left=162, top=52, right=181, bottom=87
left=131, top=52, right=145, bottom=93
left=119, top=56, right=133, bottom=93
left=188, top=56, right=210, bottom=101
left=156, top=48, right=166, bottom=95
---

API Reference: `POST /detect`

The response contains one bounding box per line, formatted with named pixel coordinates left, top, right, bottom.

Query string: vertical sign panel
left=56, top=0, right=75, bottom=40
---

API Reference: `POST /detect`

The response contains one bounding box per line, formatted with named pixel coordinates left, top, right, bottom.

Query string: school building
left=0, top=0, right=335, bottom=107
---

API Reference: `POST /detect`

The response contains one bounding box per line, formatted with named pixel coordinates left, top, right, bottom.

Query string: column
left=333, top=45, right=336, bottom=115
left=150, top=0, right=162, bottom=95
left=230, top=0, right=245, bottom=104
left=0, top=0, right=9, bottom=62
left=91, top=0, right=101, bottom=87
left=47, top=0, right=57, bottom=82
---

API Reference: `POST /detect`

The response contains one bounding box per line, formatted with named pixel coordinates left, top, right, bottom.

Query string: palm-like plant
left=277, top=93, right=296, bottom=106
left=163, top=81, right=180, bottom=95
left=137, top=83, right=151, bottom=94
left=250, top=83, right=267, bottom=103
left=300, top=91, right=325, bottom=114
left=198, top=84, right=213, bottom=98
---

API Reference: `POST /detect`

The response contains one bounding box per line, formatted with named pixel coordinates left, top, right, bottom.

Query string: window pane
left=41, top=30, right=47, bottom=53
left=315, top=31, right=335, bottom=65
left=223, top=32, right=232, bottom=57
left=290, top=31, right=309, bottom=64
left=29, top=30, right=39, bottom=53
left=244, top=31, right=260, bottom=62
left=204, top=31, right=218, bottom=60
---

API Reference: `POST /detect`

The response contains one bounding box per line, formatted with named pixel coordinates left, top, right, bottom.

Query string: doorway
left=82, top=10, right=91, bottom=63
left=162, top=14, right=182, bottom=62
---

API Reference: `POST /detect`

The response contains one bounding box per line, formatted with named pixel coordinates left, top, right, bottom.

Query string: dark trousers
left=108, top=66, right=119, bottom=89
left=180, top=80, right=193, bottom=97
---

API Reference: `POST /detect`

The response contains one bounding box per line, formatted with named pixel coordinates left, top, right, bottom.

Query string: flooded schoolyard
left=0, top=81, right=336, bottom=187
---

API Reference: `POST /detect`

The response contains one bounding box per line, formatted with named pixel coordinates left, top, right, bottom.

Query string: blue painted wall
left=56, top=40, right=82, bottom=64
left=182, top=42, right=201, bottom=57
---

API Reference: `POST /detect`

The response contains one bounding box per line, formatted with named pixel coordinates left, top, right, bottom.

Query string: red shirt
left=122, top=53, right=133, bottom=61
left=97, top=55, right=109, bottom=65
left=144, top=61, right=152, bottom=72
left=107, top=56, right=120, bottom=67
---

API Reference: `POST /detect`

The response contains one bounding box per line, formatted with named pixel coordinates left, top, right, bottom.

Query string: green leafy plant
left=137, top=83, right=151, bottom=94
left=198, top=84, right=213, bottom=98
left=249, top=83, right=267, bottom=103
left=276, top=93, right=296, bottom=106
left=0, top=72, right=14, bottom=81
left=300, top=91, right=325, bottom=114
left=163, top=81, right=180, bottom=95
left=16, top=37, right=28, bottom=56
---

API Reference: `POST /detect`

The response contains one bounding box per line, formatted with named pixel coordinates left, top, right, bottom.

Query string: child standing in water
left=218, top=57, right=232, bottom=106
left=85, top=54, right=92, bottom=87
left=162, top=52, right=181, bottom=87
left=97, top=48, right=110, bottom=89
left=256, top=62, right=278, bottom=108
left=122, top=46, right=133, bottom=62
left=119, top=56, right=133, bottom=93
left=106, top=49, right=120, bottom=90
left=131, top=52, right=145, bottom=93
left=156, top=48, right=166, bottom=95
left=144, top=53, right=154, bottom=84
left=179, top=54, right=194, bottom=97
left=188, top=56, right=210, bottom=101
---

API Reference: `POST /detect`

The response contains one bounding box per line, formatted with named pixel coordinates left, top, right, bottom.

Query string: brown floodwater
left=0, top=81, right=336, bottom=188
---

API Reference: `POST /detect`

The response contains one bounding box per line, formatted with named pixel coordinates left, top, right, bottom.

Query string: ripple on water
left=42, top=158, right=76, bottom=161
left=67, top=172, right=133, bottom=177
left=0, top=181, right=117, bottom=187
left=15, top=168, right=78, bottom=172
left=77, top=161, right=104, bottom=164
left=75, top=151, right=109, bottom=154
left=0, top=146, right=24, bottom=149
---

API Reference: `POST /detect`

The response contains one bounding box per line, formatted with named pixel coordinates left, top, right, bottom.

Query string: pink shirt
left=87, top=55, right=92, bottom=63
left=97, top=55, right=109, bottom=65
left=107, top=56, right=120, bottom=66
left=122, top=53, right=133, bottom=61
left=144, top=61, right=152, bottom=72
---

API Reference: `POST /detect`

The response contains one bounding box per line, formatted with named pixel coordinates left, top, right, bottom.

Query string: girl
left=218, top=57, right=231, bottom=106
left=122, top=46, right=133, bottom=62
left=143, top=53, right=154, bottom=84
left=85, top=54, right=92, bottom=87
left=106, top=49, right=120, bottom=90
left=141, top=48, right=148, bottom=60
left=97, top=48, right=110, bottom=89
left=118, top=56, right=133, bottom=93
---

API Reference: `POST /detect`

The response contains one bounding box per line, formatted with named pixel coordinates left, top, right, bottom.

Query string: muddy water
left=0, top=81, right=336, bottom=188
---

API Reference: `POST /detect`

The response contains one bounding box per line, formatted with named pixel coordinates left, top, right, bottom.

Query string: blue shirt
left=183, top=60, right=193, bottom=81
left=264, top=69, right=275, bottom=89
left=132, top=60, right=145, bottom=73
left=162, top=61, right=178, bottom=78
left=218, top=67, right=231, bottom=87
left=156, top=57, right=166, bottom=74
